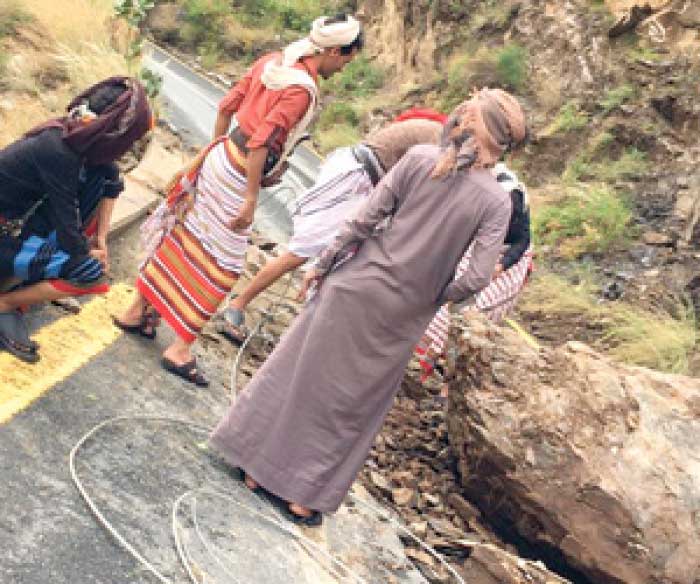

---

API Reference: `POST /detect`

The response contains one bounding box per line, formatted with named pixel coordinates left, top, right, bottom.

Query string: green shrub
left=237, top=0, right=347, bottom=32
left=440, top=44, right=528, bottom=111
left=596, top=147, right=648, bottom=182
left=519, top=272, right=696, bottom=374
left=322, top=56, right=385, bottom=99
left=600, top=84, right=636, bottom=114
left=318, top=101, right=359, bottom=130
left=543, top=100, right=590, bottom=136
left=180, top=0, right=228, bottom=50
left=495, top=43, right=528, bottom=91
left=314, top=122, right=361, bottom=154
left=534, top=185, right=633, bottom=258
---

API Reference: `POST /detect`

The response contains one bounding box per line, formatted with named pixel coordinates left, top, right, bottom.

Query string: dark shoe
left=231, top=467, right=264, bottom=495
left=161, top=357, right=209, bottom=387
left=112, top=308, right=158, bottom=340
left=285, top=505, right=323, bottom=527
left=0, top=311, right=39, bottom=363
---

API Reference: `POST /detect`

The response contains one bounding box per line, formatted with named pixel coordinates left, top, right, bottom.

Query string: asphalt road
left=0, top=224, right=237, bottom=584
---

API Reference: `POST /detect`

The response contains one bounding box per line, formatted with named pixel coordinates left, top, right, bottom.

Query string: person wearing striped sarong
left=415, top=163, right=533, bottom=386
left=115, top=15, right=363, bottom=388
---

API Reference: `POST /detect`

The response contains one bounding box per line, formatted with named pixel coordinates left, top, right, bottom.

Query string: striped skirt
left=136, top=140, right=249, bottom=343
left=288, top=147, right=372, bottom=258
left=420, top=246, right=533, bottom=359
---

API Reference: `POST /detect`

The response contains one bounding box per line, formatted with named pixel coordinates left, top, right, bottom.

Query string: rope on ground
left=70, top=415, right=370, bottom=584
left=71, top=255, right=466, bottom=584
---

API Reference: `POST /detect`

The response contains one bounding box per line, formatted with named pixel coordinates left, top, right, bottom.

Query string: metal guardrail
left=142, top=42, right=321, bottom=243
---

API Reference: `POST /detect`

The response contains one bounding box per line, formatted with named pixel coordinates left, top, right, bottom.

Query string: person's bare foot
left=289, top=502, right=313, bottom=518
left=162, top=339, right=194, bottom=367
left=244, top=474, right=259, bottom=491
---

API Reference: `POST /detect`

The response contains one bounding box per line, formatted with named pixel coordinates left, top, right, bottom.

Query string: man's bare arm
left=213, top=110, right=233, bottom=139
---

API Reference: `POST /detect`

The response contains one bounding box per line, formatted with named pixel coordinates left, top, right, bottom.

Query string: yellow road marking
left=0, top=283, right=134, bottom=424
left=504, top=317, right=540, bottom=349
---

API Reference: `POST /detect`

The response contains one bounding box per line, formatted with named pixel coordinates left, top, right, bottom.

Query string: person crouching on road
left=210, top=88, right=529, bottom=526
left=114, top=14, right=363, bottom=387
left=0, top=77, right=153, bottom=363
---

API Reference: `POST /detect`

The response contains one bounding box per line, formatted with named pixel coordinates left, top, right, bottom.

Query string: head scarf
left=432, top=88, right=527, bottom=178
left=261, top=14, right=361, bottom=89
left=26, top=76, right=152, bottom=165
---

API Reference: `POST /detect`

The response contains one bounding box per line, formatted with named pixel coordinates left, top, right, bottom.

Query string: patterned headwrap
left=26, top=76, right=152, bottom=165
left=432, top=88, right=527, bottom=178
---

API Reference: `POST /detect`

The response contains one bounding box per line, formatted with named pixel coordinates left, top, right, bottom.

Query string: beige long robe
left=210, top=145, right=511, bottom=512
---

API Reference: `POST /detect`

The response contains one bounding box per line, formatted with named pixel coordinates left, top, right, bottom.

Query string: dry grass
left=20, top=0, right=116, bottom=47
left=223, top=18, right=277, bottom=52
left=0, top=0, right=129, bottom=146
left=520, top=272, right=696, bottom=374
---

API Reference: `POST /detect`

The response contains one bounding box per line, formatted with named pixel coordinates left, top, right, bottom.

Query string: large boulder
left=445, top=314, right=700, bottom=584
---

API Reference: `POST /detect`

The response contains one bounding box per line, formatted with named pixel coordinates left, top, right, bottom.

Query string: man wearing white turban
left=114, top=15, right=362, bottom=386
left=213, top=13, right=363, bottom=232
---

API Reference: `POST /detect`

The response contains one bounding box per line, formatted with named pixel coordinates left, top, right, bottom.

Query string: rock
left=446, top=493, right=481, bottom=523
left=405, top=548, right=435, bottom=567
left=409, top=521, right=428, bottom=539
left=427, top=517, right=463, bottom=540
left=462, top=544, right=571, bottom=584
left=607, top=4, right=654, bottom=38
left=370, top=471, right=392, bottom=494
left=392, top=487, right=417, bottom=507
left=642, top=230, right=673, bottom=246
left=447, top=313, right=700, bottom=584
left=145, top=3, right=181, bottom=45
left=678, top=5, right=700, bottom=29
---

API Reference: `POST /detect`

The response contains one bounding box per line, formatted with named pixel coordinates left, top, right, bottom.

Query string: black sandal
left=112, top=307, right=159, bottom=340
left=161, top=357, right=209, bottom=387
left=0, top=311, right=39, bottom=364
left=285, top=505, right=323, bottom=527
left=231, top=468, right=265, bottom=494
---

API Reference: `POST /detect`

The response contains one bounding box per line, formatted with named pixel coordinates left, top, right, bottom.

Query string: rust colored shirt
left=218, top=53, right=318, bottom=153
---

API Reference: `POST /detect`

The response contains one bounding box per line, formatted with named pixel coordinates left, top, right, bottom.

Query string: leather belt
left=352, top=144, right=385, bottom=187
left=229, top=126, right=280, bottom=176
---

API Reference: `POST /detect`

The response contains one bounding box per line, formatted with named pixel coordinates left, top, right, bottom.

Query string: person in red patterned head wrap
left=0, top=77, right=152, bottom=363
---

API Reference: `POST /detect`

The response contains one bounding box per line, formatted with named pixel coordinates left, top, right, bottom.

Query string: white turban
left=265, top=14, right=361, bottom=76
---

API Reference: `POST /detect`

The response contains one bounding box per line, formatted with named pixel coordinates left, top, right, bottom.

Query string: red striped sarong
left=136, top=139, right=249, bottom=343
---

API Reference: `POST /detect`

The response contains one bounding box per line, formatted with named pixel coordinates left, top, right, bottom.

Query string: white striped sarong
left=288, top=147, right=373, bottom=258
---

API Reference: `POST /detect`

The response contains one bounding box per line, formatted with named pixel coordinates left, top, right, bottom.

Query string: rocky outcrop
left=463, top=544, right=571, bottom=584
left=446, top=314, right=700, bottom=584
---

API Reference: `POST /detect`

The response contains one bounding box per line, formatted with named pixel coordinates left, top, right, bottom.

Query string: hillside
left=144, top=0, right=699, bottom=375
